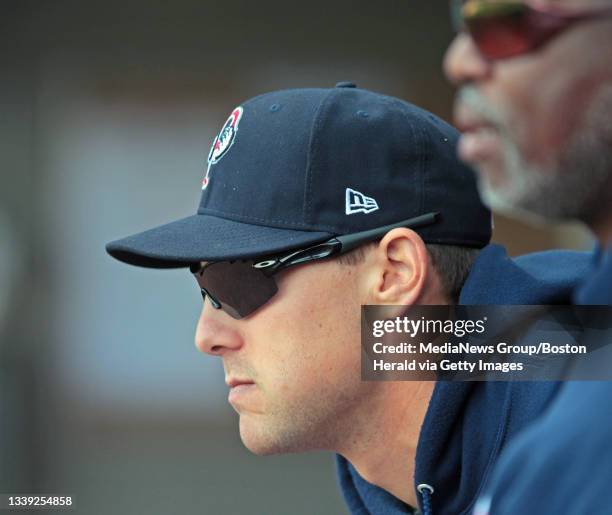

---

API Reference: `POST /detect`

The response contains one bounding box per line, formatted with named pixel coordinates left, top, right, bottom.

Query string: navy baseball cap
left=106, top=83, right=492, bottom=268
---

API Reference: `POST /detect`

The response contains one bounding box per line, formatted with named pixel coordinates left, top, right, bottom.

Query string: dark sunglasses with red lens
left=190, top=212, right=439, bottom=320
left=451, top=0, right=612, bottom=60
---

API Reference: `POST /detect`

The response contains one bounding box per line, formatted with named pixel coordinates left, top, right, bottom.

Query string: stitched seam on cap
left=197, top=206, right=344, bottom=233
left=389, top=97, right=425, bottom=214
left=417, top=117, right=429, bottom=216
left=375, top=97, right=428, bottom=212
left=304, top=88, right=337, bottom=225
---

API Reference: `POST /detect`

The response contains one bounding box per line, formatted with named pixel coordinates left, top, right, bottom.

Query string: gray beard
left=468, top=86, right=612, bottom=226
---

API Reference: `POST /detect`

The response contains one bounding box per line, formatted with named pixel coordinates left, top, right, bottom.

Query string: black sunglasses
left=452, top=0, right=612, bottom=60
left=190, top=212, right=439, bottom=319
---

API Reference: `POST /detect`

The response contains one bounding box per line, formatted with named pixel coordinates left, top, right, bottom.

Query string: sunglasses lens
left=194, top=261, right=278, bottom=319
left=460, top=1, right=534, bottom=59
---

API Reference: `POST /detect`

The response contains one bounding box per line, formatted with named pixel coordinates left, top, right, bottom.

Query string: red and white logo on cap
left=202, top=106, right=243, bottom=190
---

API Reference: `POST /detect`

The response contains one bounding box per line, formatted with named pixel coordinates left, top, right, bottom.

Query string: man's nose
left=194, top=299, right=244, bottom=356
left=444, top=33, right=492, bottom=86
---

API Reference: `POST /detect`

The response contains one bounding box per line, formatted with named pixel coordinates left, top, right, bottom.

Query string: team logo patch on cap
left=202, top=106, right=243, bottom=190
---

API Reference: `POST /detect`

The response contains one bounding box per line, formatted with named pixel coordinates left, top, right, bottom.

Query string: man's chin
left=471, top=162, right=512, bottom=207
left=479, top=184, right=554, bottom=226
left=469, top=151, right=555, bottom=223
left=241, top=440, right=279, bottom=456
left=238, top=417, right=285, bottom=456
left=238, top=415, right=321, bottom=456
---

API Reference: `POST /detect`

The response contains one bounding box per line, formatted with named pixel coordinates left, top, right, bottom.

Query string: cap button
left=335, top=81, right=357, bottom=88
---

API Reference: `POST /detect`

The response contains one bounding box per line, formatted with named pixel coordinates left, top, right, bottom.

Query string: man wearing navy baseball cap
left=106, top=83, right=589, bottom=514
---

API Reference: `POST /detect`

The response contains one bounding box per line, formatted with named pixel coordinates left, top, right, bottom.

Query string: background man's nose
left=444, top=33, right=492, bottom=86
left=194, top=300, right=244, bottom=356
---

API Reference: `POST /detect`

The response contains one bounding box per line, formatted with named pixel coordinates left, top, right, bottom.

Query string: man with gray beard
left=444, top=0, right=612, bottom=513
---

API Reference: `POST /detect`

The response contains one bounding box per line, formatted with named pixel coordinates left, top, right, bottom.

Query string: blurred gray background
left=0, top=1, right=591, bottom=514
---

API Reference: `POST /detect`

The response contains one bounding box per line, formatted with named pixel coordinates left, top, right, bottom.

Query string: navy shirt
left=474, top=247, right=612, bottom=515
left=336, top=244, right=591, bottom=515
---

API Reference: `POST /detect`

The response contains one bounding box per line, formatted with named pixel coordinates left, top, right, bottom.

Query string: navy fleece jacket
left=474, top=246, right=612, bottom=515
left=336, top=244, right=591, bottom=515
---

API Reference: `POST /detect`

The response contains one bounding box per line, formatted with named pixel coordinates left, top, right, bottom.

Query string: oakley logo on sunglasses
left=202, top=106, right=244, bottom=190
left=346, top=188, right=379, bottom=215
left=253, top=259, right=277, bottom=269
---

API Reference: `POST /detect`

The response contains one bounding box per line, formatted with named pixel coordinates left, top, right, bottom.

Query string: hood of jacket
left=336, top=244, right=592, bottom=515
left=473, top=245, right=612, bottom=515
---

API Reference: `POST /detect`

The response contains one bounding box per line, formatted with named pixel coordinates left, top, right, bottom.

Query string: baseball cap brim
left=105, top=214, right=335, bottom=268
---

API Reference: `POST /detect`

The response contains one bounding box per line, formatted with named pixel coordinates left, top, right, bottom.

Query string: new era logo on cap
left=345, top=188, right=379, bottom=215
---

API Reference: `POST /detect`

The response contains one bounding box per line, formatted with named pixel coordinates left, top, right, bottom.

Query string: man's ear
left=368, top=228, right=429, bottom=307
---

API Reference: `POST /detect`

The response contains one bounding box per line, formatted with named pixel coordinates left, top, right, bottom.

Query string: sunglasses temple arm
left=259, top=211, right=439, bottom=273
left=336, top=212, right=440, bottom=253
